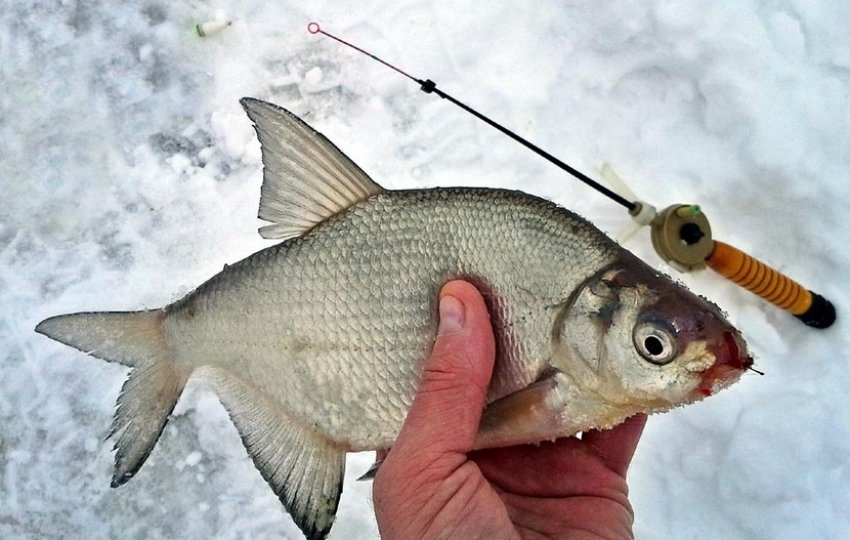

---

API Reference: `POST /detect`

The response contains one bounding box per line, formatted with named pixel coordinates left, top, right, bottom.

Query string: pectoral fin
left=473, top=374, right=571, bottom=450
left=197, top=367, right=345, bottom=540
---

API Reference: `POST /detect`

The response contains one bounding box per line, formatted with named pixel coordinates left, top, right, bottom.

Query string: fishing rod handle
left=706, top=241, right=836, bottom=328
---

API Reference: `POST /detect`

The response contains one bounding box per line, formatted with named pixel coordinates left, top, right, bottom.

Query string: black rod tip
left=796, top=292, right=836, bottom=329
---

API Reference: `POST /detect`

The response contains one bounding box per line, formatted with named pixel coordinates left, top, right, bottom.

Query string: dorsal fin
left=240, top=98, right=385, bottom=240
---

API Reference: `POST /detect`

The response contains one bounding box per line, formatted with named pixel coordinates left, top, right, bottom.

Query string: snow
left=2, top=1, right=848, bottom=538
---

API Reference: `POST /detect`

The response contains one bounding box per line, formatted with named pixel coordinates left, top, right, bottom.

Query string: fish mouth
left=696, top=331, right=753, bottom=397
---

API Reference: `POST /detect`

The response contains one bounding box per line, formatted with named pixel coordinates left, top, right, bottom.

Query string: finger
left=581, top=414, right=647, bottom=477
left=389, top=280, right=496, bottom=465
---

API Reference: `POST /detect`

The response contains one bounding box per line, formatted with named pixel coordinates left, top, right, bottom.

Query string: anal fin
left=196, top=367, right=346, bottom=540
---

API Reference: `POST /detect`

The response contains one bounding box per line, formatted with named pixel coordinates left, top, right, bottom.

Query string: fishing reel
left=597, top=164, right=836, bottom=329
left=635, top=201, right=835, bottom=328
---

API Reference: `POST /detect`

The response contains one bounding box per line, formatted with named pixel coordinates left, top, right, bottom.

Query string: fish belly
left=163, top=188, right=617, bottom=450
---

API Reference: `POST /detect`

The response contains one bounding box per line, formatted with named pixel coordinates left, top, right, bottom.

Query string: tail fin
left=36, top=310, right=189, bottom=486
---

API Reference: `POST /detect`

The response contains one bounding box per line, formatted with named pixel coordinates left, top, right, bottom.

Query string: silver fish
left=36, top=98, right=752, bottom=540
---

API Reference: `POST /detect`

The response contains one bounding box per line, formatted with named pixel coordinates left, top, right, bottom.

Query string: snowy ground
left=2, top=1, right=849, bottom=539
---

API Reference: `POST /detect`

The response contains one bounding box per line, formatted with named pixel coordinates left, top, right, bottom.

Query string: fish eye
left=633, top=323, right=677, bottom=365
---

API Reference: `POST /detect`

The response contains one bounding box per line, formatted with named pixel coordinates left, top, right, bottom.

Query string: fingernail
left=438, top=294, right=465, bottom=334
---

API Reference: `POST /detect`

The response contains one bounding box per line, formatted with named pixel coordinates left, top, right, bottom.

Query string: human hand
left=372, top=280, right=646, bottom=539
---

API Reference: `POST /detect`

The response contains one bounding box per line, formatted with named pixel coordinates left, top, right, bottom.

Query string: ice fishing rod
left=308, top=22, right=836, bottom=329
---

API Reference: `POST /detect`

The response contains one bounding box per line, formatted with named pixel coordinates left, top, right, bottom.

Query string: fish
left=35, top=98, right=753, bottom=540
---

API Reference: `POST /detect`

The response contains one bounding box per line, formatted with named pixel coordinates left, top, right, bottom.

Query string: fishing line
left=308, top=22, right=637, bottom=212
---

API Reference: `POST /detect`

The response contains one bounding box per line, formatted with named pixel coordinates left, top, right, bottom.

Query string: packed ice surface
left=2, top=1, right=849, bottom=538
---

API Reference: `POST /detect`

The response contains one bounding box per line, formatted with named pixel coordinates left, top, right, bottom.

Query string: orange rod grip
left=706, top=241, right=813, bottom=315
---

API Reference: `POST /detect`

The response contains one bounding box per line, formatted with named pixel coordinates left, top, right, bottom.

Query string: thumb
left=391, top=280, right=496, bottom=463
left=373, top=282, right=498, bottom=540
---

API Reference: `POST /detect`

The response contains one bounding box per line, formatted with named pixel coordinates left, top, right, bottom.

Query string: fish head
left=555, top=252, right=752, bottom=420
